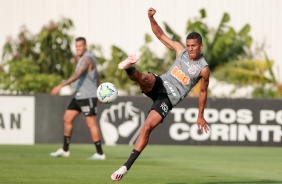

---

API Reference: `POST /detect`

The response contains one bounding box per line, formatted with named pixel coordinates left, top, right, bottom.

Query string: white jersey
left=160, top=49, right=208, bottom=107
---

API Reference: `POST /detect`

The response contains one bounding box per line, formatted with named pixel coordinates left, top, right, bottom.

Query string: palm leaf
left=213, top=60, right=274, bottom=85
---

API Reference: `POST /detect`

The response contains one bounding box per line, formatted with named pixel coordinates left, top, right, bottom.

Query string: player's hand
left=148, top=7, right=156, bottom=18
left=51, top=85, right=62, bottom=96
left=197, top=116, right=209, bottom=133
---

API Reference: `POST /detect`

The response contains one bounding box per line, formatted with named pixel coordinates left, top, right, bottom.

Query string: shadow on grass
left=199, top=180, right=282, bottom=184
left=166, top=180, right=282, bottom=184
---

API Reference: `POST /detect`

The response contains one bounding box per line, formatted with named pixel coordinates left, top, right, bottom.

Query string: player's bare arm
left=197, top=66, right=210, bottom=133
left=62, top=56, right=92, bottom=86
left=51, top=57, right=92, bottom=95
left=148, top=7, right=184, bottom=56
left=95, top=70, right=100, bottom=85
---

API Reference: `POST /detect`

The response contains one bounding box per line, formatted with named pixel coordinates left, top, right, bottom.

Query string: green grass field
left=0, top=144, right=282, bottom=184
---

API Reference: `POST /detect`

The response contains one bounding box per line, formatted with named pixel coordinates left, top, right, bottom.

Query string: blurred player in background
left=111, top=7, right=210, bottom=181
left=50, top=37, right=105, bottom=160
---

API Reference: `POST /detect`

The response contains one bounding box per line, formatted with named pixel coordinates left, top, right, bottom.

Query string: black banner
left=98, top=97, right=282, bottom=146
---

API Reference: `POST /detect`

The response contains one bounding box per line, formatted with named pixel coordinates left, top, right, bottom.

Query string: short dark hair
left=186, top=32, right=202, bottom=44
left=75, top=37, right=87, bottom=44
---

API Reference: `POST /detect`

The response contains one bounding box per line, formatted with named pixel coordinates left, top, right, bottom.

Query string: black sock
left=123, top=149, right=141, bottom=170
left=125, top=66, right=136, bottom=75
left=94, top=141, right=103, bottom=155
left=63, top=136, right=71, bottom=152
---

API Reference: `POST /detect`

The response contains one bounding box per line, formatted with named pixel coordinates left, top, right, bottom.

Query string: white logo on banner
left=169, top=107, right=282, bottom=142
left=99, top=102, right=145, bottom=145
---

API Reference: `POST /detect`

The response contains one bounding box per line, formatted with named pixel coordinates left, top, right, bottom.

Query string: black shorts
left=67, top=98, right=98, bottom=116
left=144, top=75, right=172, bottom=120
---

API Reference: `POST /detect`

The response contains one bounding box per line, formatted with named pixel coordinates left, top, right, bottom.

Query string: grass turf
left=0, top=144, right=281, bottom=184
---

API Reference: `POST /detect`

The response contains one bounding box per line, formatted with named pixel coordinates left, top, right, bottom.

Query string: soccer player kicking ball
left=111, top=7, right=210, bottom=181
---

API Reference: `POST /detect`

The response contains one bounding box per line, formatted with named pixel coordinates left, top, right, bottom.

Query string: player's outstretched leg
left=118, top=54, right=140, bottom=69
left=111, top=166, right=128, bottom=181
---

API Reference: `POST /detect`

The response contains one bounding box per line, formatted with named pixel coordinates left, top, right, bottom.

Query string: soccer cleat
left=88, top=153, right=106, bottom=160
left=118, top=54, right=140, bottom=69
left=50, top=148, right=70, bottom=158
left=111, top=166, right=128, bottom=181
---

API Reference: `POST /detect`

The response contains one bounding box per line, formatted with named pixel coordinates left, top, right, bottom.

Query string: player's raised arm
left=148, top=7, right=184, bottom=56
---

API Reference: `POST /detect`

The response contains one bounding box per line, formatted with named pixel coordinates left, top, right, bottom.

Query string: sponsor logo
left=169, top=107, right=282, bottom=143
left=187, top=64, right=199, bottom=75
left=0, top=96, right=35, bottom=144
left=163, top=81, right=177, bottom=97
left=81, top=106, right=90, bottom=113
left=171, top=66, right=190, bottom=85
left=160, top=102, right=169, bottom=117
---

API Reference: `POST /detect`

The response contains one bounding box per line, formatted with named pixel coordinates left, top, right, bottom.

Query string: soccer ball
left=97, top=82, right=118, bottom=104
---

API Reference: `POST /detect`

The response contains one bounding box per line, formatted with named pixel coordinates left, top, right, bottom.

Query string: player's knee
left=141, top=74, right=155, bottom=85
left=63, top=116, right=72, bottom=125
left=141, top=74, right=149, bottom=82
left=141, top=123, right=154, bottom=134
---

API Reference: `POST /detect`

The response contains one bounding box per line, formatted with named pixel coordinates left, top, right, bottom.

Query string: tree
left=0, top=18, right=74, bottom=94
left=1, top=10, right=279, bottom=98
left=185, top=9, right=282, bottom=98
left=92, top=9, right=274, bottom=97
left=186, top=9, right=253, bottom=72
left=213, top=53, right=282, bottom=98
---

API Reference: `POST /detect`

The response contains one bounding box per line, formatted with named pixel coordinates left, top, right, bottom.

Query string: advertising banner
left=99, top=97, right=282, bottom=146
left=0, top=96, right=35, bottom=144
